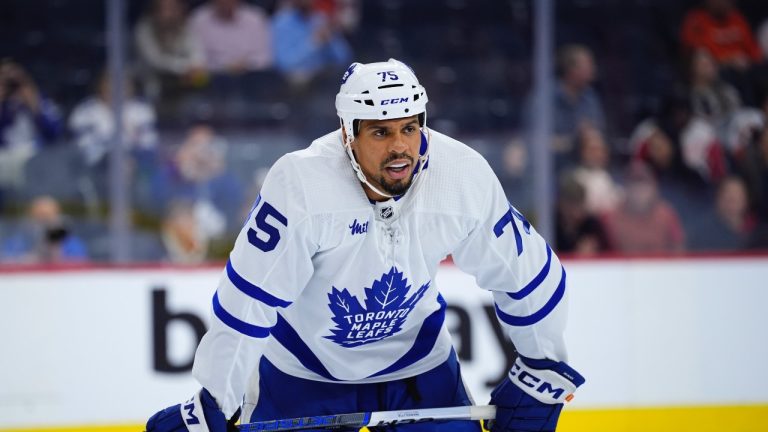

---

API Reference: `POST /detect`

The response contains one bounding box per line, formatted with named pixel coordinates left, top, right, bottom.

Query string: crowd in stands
left=0, top=0, right=353, bottom=263
left=1, top=0, right=768, bottom=264
left=546, top=0, right=768, bottom=256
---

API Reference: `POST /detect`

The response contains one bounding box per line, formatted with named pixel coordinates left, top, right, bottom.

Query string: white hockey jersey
left=192, top=129, right=569, bottom=417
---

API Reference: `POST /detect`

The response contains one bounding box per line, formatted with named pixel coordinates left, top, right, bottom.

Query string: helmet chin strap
left=341, top=122, right=431, bottom=201
left=343, top=129, right=395, bottom=199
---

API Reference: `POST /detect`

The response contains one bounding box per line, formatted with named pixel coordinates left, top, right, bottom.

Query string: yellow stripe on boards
left=0, top=422, right=483, bottom=432
left=3, top=405, right=767, bottom=432
left=558, top=404, right=768, bottom=432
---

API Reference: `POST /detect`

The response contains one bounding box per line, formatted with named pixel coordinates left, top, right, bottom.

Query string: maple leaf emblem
left=325, top=267, right=430, bottom=348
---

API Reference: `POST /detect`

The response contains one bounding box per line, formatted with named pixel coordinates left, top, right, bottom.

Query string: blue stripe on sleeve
left=226, top=260, right=292, bottom=308
left=212, top=292, right=272, bottom=338
left=495, top=266, right=566, bottom=326
left=507, top=244, right=553, bottom=300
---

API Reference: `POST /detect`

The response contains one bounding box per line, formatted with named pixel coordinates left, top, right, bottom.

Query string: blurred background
left=2, top=0, right=768, bottom=431
left=2, top=0, right=768, bottom=264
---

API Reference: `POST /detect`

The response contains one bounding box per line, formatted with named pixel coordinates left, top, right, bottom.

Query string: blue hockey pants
left=249, top=350, right=482, bottom=431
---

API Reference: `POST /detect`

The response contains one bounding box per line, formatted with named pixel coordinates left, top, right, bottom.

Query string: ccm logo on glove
left=183, top=399, right=200, bottom=425
left=178, top=391, right=214, bottom=432
left=508, top=357, right=582, bottom=404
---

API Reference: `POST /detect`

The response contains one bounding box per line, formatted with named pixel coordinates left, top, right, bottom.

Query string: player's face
left=351, top=116, right=422, bottom=201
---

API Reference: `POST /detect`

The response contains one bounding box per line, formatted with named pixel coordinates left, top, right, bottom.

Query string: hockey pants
left=248, top=350, right=482, bottom=431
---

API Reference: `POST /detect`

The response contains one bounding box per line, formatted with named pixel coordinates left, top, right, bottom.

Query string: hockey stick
left=238, top=404, right=496, bottom=431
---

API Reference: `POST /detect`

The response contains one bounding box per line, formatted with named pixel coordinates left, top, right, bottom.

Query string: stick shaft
left=238, top=405, right=496, bottom=431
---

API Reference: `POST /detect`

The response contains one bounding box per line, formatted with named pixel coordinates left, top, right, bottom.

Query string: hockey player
left=147, top=59, right=584, bottom=432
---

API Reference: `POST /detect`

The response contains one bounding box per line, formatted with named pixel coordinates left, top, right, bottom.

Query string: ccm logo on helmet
left=381, top=97, right=409, bottom=105
left=509, top=362, right=566, bottom=398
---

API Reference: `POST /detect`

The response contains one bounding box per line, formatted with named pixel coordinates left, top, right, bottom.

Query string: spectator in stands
left=189, top=0, right=272, bottom=74
left=602, top=162, right=686, bottom=254
left=570, top=124, right=622, bottom=215
left=686, top=48, right=765, bottom=161
left=681, top=0, right=762, bottom=71
left=272, top=0, right=352, bottom=87
left=69, top=71, right=158, bottom=168
left=630, top=120, right=677, bottom=175
left=681, top=0, right=763, bottom=105
left=631, top=92, right=720, bottom=186
left=161, top=199, right=209, bottom=264
left=0, top=59, right=62, bottom=200
left=629, top=99, right=715, bottom=230
left=739, top=127, right=768, bottom=222
left=134, top=0, right=208, bottom=100
left=759, top=18, right=768, bottom=58
left=69, top=71, right=158, bottom=207
left=688, top=49, right=741, bottom=126
left=528, top=44, right=605, bottom=170
left=679, top=114, right=728, bottom=184
left=640, top=88, right=727, bottom=185
left=556, top=44, right=605, bottom=130
left=555, top=172, right=609, bottom=256
left=744, top=126, right=768, bottom=249
left=313, top=0, right=361, bottom=35
left=152, top=124, right=243, bottom=237
left=689, top=176, right=754, bottom=251
left=0, top=195, right=88, bottom=263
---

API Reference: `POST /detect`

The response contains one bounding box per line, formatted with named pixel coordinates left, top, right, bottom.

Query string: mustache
left=380, top=153, right=414, bottom=169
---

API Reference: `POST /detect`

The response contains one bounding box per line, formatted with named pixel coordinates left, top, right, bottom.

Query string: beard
left=374, top=173, right=413, bottom=196
left=374, top=152, right=415, bottom=196
left=353, top=149, right=417, bottom=197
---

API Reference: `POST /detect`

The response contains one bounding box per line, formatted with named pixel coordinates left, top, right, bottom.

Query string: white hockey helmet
left=335, top=58, right=430, bottom=197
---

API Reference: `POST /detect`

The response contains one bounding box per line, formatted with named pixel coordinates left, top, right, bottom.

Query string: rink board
left=1, top=256, right=767, bottom=430
left=3, top=405, right=768, bottom=432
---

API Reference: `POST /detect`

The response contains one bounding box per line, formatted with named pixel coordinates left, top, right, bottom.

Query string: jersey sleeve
left=451, top=158, right=568, bottom=363
left=192, top=155, right=317, bottom=417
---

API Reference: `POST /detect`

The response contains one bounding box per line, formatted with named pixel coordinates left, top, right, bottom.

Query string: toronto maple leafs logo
left=325, top=267, right=430, bottom=348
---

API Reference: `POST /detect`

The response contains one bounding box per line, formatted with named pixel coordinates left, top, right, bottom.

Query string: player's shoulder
left=275, top=130, right=348, bottom=176
left=428, top=129, right=478, bottom=155
left=263, top=130, right=364, bottom=212
left=427, top=129, right=496, bottom=180
left=412, top=129, right=500, bottom=217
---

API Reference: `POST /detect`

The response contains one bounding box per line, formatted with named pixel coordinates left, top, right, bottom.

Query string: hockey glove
left=146, top=388, right=238, bottom=432
left=486, top=356, right=585, bottom=432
